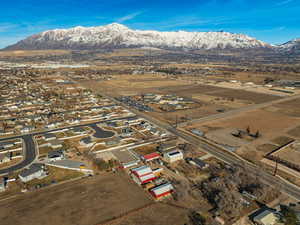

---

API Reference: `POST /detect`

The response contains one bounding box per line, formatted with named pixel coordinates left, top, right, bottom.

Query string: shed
left=150, top=183, right=174, bottom=199
left=141, top=152, right=161, bottom=162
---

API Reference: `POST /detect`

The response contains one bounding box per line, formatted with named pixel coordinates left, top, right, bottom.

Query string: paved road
left=178, top=94, right=300, bottom=127
left=99, top=92, right=300, bottom=201
left=0, top=115, right=136, bottom=175
left=89, top=124, right=115, bottom=139
left=0, top=135, right=36, bottom=175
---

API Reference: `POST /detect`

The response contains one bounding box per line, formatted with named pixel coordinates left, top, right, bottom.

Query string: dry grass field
left=189, top=109, right=300, bottom=141
left=81, top=74, right=191, bottom=96
left=0, top=173, right=152, bottom=225
left=81, top=74, right=282, bottom=124
left=107, top=203, right=189, bottom=225
left=272, top=145, right=300, bottom=166
left=0, top=50, right=70, bottom=57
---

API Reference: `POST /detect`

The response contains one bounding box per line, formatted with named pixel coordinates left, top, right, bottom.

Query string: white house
left=79, top=137, right=94, bottom=148
left=48, top=150, right=64, bottom=162
left=18, top=164, right=46, bottom=183
left=163, top=150, right=183, bottom=163
left=0, top=178, right=6, bottom=192
left=0, top=153, right=11, bottom=164
left=43, top=133, right=56, bottom=141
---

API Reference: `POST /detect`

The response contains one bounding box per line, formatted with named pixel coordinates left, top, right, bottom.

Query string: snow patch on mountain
left=5, top=23, right=271, bottom=50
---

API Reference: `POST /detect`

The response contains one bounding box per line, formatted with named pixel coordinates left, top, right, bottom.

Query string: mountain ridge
left=4, top=23, right=276, bottom=51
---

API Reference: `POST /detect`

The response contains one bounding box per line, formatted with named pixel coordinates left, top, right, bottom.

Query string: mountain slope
left=4, top=23, right=271, bottom=50
left=277, top=38, right=300, bottom=52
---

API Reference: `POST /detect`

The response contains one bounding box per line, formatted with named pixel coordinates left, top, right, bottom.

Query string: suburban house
left=0, top=141, right=15, bottom=150
left=150, top=182, right=174, bottom=200
left=43, top=133, right=56, bottom=141
left=18, top=164, right=46, bottom=183
left=80, top=137, right=94, bottom=148
left=131, top=165, right=156, bottom=185
left=49, top=140, right=63, bottom=149
left=163, top=150, right=183, bottom=163
left=0, top=153, right=11, bottom=164
left=72, top=127, right=85, bottom=135
left=20, top=126, right=35, bottom=133
left=48, top=150, right=64, bottom=162
left=0, top=178, right=6, bottom=192
left=121, top=127, right=134, bottom=137
left=105, top=137, right=121, bottom=146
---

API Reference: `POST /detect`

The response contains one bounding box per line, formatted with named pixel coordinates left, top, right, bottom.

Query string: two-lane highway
left=100, top=91, right=300, bottom=201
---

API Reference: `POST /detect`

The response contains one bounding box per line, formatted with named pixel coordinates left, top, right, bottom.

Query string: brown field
left=159, top=84, right=280, bottom=104
left=108, top=203, right=189, bottom=225
left=272, top=145, right=300, bottom=166
left=189, top=109, right=300, bottom=141
left=81, top=74, right=191, bottom=96
left=0, top=50, right=70, bottom=57
left=0, top=173, right=152, bottom=225
left=186, top=106, right=300, bottom=164
left=81, top=74, right=281, bottom=124
left=288, top=125, right=300, bottom=137
left=270, top=98, right=300, bottom=117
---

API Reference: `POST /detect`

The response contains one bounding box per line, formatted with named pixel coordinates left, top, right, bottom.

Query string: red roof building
left=141, top=152, right=161, bottom=162
left=150, top=183, right=174, bottom=199
left=131, top=165, right=156, bottom=185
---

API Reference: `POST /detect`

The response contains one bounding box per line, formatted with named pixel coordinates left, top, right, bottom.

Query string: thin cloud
left=116, top=11, right=143, bottom=23
left=0, top=23, right=17, bottom=33
left=276, top=0, right=293, bottom=6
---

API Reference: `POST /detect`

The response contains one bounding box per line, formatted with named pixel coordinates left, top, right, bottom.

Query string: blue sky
left=0, top=0, right=299, bottom=48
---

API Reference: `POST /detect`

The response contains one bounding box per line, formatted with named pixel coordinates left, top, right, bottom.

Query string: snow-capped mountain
left=277, top=38, right=300, bottom=51
left=5, top=23, right=271, bottom=50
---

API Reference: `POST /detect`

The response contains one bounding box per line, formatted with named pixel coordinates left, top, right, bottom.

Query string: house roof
left=19, top=163, right=44, bottom=178
left=131, top=165, right=153, bottom=177
left=253, top=209, right=276, bottom=222
left=48, top=150, right=64, bottom=158
left=44, top=133, right=56, bottom=139
left=142, top=152, right=161, bottom=161
left=151, top=183, right=174, bottom=196
left=80, top=137, right=93, bottom=144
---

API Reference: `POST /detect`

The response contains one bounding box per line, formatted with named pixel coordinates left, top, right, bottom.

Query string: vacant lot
left=189, top=109, right=300, bottom=141
left=82, top=75, right=282, bottom=124
left=288, top=125, right=300, bottom=138
left=159, top=84, right=281, bottom=104
left=0, top=50, right=70, bottom=58
left=108, top=203, right=189, bottom=225
left=81, top=74, right=191, bottom=97
left=272, top=145, right=300, bottom=166
left=0, top=173, right=152, bottom=225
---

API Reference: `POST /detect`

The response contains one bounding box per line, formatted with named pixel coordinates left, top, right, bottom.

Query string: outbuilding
left=250, top=208, right=279, bottom=225
left=141, top=152, right=161, bottom=162
left=163, top=150, right=183, bottom=163
left=131, top=165, right=156, bottom=185
left=150, top=183, right=174, bottom=200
